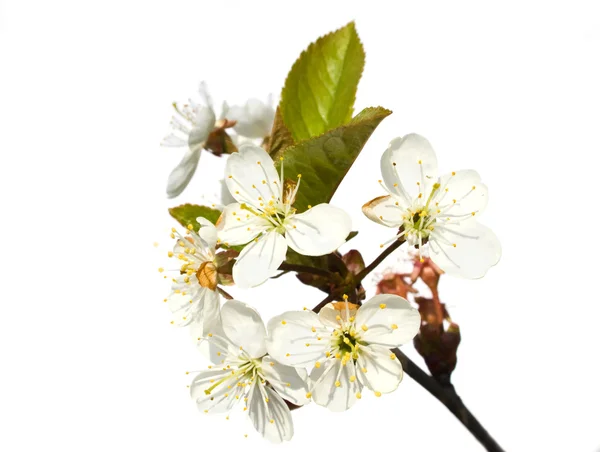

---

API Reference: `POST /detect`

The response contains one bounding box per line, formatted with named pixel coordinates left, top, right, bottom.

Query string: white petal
left=220, top=300, right=267, bottom=358
left=232, top=231, right=287, bottom=289
left=429, top=220, right=501, bottom=279
left=190, top=368, right=245, bottom=414
left=310, top=359, right=362, bottom=412
left=188, top=106, right=215, bottom=148
left=355, top=294, right=421, bottom=347
left=266, top=311, right=329, bottom=367
left=228, top=98, right=275, bottom=139
left=381, top=134, right=438, bottom=202
left=247, top=381, right=293, bottom=443
left=216, top=203, right=270, bottom=246
left=167, top=286, right=217, bottom=327
left=225, top=144, right=281, bottom=205
left=433, top=170, right=489, bottom=217
left=261, top=356, right=310, bottom=406
left=362, top=195, right=406, bottom=227
left=318, top=301, right=359, bottom=328
left=357, top=344, right=403, bottom=394
left=285, top=204, right=352, bottom=256
left=166, top=147, right=201, bottom=198
left=196, top=217, right=218, bottom=250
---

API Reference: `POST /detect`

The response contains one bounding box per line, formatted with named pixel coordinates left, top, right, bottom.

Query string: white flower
left=362, top=133, right=502, bottom=279
left=190, top=300, right=310, bottom=443
left=266, top=295, right=420, bottom=411
left=225, top=96, right=275, bottom=139
left=217, top=144, right=352, bottom=288
left=161, top=82, right=218, bottom=198
left=165, top=218, right=221, bottom=337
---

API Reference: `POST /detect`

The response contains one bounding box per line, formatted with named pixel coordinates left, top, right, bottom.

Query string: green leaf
left=267, top=107, right=295, bottom=156
left=274, top=106, right=392, bottom=212
left=168, top=204, right=222, bottom=231
left=280, top=21, right=365, bottom=141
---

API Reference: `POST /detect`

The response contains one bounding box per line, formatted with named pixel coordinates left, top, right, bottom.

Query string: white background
left=1, top=1, right=599, bottom=451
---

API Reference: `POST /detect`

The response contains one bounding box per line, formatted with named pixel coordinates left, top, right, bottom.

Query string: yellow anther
left=307, top=205, right=312, bottom=209
left=356, top=392, right=362, bottom=399
left=335, top=352, right=341, bottom=359
left=418, top=193, right=423, bottom=198
left=228, top=175, right=232, bottom=179
left=379, top=303, right=387, bottom=309
left=305, top=343, right=310, bottom=347
left=342, top=294, right=349, bottom=301
left=336, top=315, right=341, bottom=321
left=187, top=224, right=193, bottom=230
left=257, top=161, right=261, bottom=164
left=315, top=362, right=321, bottom=368
left=335, top=381, right=341, bottom=387
left=325, top=351, right=331, bottom=358
left=285, top=353, right=290, bottom=357
left=167, top=251, right=173, bottom=257
left=471, top=212, right=476, bottom=216
left=472, top=185, right=476, bottom=190
left=361, top=367, right=367, bottom=373
left=265, top=397, right=269, bottom=403
left=391, top=324, right=398, bottom=330
left=452, top=171, right=456, bottom=176
left=453, top=199, right=456, bottom=203
left=361, top=325, right=368, bottom=332
left=418, top=159, right=422, bottom=164
left=311, top=326, right=316, bottom=332
left=262, top=180, right=266, bottom=184
left=350, top=375, right=356, bottom=382
left=390, top=353, right=396, bottom=360
left=269, top=419, right=274, bottom=424
left=158, top=267, right=164, bottom=273
left=269, top=362, right=274, bottom=366
left=306, top=392, right=312, bottom=398
left=297, top=174, right=302, bottom=178
left=281, top=320, right=286, bottom=325
left=453, top=243, right=457, bottom=247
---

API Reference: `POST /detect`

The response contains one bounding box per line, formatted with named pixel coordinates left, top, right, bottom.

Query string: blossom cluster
left=158, top=84, right=501, bottom=442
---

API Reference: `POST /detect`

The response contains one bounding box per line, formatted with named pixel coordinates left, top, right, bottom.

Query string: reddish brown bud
left=376, top=273, right=417, bottom=299
left=341, top=250, right=365, bottom=276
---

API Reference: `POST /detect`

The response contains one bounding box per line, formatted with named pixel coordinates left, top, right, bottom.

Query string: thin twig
left=278, top=263, right=333, bottom=278
left=311, top=293, right=336, bottom=313
left=354, top=238, right=406, bottom=283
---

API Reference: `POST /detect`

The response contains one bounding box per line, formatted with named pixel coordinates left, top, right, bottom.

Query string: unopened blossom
left=266, top=295, right=420, bottom=411
left=190, top=300, right=310, bottom=443
left=362, top=133, right=502, bottom=279
left=217, top=144, right=352, bottom=288
left=162, top=82, right=232, bottom=198
left=225, top=95, right=275, bottom=139
left=165, top=218, right=221, bottom=337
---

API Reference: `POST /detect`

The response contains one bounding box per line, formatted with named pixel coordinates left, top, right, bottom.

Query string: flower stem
left=392, top=348, right=505, bottom=452
left=354, top=237, right=406, bottom=283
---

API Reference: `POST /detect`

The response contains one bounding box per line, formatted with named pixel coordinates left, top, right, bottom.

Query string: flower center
left=203, top=358, right=260, bottom=395
left=196, top=261, right=217, bottom=290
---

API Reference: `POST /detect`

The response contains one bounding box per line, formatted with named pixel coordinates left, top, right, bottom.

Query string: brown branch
left=392, top=348, right=505, bottom=452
